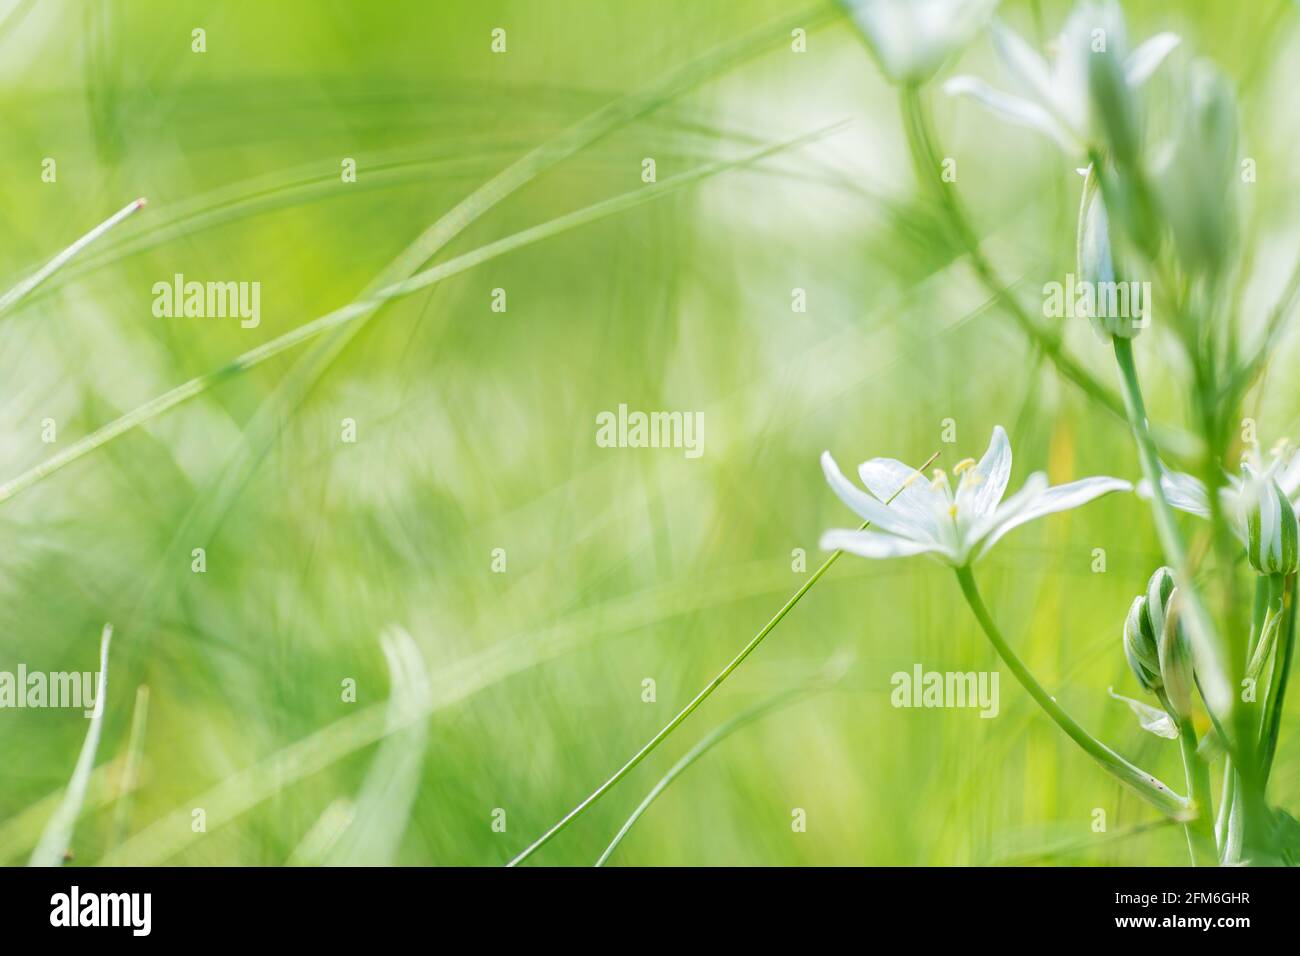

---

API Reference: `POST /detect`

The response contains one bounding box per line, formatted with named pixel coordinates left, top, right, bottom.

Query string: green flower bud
left=1157, top=587, right=1196, bottom=721
left=1245, top=474, right=1299, bottom=576
left=1144, top=565, right=1176, bottom=643
left=1123, top=567, right=1177, bottom=694
left=1077, top=166, right=1143, bottom=340
left=1123, top=594, right=1161, bottom=692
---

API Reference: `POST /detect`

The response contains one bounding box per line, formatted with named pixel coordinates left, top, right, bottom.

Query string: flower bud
left=1123, top=567, right=1176, bottom=694
left=1244, top=473, right=1299, bottom=576
left=1144, top=565, right=1176, bottom=642
left=1123, top=594, right=1161, bottom=692
left=1077, top=166, right=1144, bottom=339
left=1157, top=587, right=1196, bottom=721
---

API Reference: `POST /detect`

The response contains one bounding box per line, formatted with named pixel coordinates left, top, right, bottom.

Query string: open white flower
left=1140, top=445, right=1300, bottom=574
left=820, top=425, right=1131, bottom=566
left=840, top=0, right=1000, bottom=86
left=944, top=2, right=1179, bottom=156
left=1140, top=445, right=1300, bottom=523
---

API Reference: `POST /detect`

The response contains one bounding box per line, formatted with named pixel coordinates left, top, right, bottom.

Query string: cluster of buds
left=1123, top=567, right=1196, bottom=720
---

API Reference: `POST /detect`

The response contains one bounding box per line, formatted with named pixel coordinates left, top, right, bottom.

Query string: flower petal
left=1137, top=468, right=1211, bottom=518
left=1108, top=688, right=1179, bottom=739
left=967, top=471, right=1049, bottom=558
left=1276, top=449, right=1300, bottom=501
left=957, top=424, right=1013, bottom=520
left=978, top=475, right=1130, bottom=556
left=820, top=529, right=945, bottom=561
left=821, top=451, right=921, bottom=538
left=943, top=76, right=1076, bottom=153
left=858, top=457, right=942, bottom=539
left=1125, top=32, right=1180, bottom=87
left=989, top=20, right=1055, bottom=113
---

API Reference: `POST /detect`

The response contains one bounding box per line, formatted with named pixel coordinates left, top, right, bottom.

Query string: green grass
left=2, top=0, right=1298, bottom=866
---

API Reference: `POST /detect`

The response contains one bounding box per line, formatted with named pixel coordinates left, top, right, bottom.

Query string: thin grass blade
left=28, top=624, right=114, bottom=867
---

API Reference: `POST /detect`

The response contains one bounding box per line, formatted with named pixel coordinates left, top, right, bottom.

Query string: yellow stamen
left=948, top=503, right=958, bottom=518
left=953, top=458, right=976, bottom=475
left=930, top=468, right=947, bottom=490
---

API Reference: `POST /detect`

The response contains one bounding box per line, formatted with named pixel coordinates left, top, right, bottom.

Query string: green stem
left=1260, top=574, right=1296, bottom=782
left=506, top=451, right=941, bottom=866
left=1111, top=337, right=1232, bottom=727
left=1222, top=770, right=1245, bottom=864
left=897, top=87, right=1128, bottom=423
left=1176, top=716, right=1216, bottom=866
left=594, top=684, right=816, bottom=866
left=954, top=566, right=1188, bottom=819
left=1215, top=757, right=1234, bottom=853
left=1246, top=574, right=1285, bottom=682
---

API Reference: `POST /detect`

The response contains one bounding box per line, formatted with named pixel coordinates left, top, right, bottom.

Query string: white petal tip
left=942, top=76, right=976, bottom=96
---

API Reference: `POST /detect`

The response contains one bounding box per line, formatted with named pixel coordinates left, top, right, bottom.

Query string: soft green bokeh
left=1, top=0, right=1298, bottom=866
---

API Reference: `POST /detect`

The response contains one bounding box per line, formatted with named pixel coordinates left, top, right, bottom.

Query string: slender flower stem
left=897, top=87, right=1129, bottom=423
left=1111, top=337, right=1232, bottom=722
left=1246, top=573, right=1285, bottom=681
left=954, top=566, right=1188, bottom=819
left=506, top=451, right=942, bottom=866
left=1176, top=716, right=1216, bottom=866
left=1260, top=574, right=1296, bottom=782
left=1215, top=757, right=1234, bottom=854
left=1113, top=336, right=1272, bottom=858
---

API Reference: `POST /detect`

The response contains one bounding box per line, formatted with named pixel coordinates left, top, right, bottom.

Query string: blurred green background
left=1, top=0, right=1298, bottom=866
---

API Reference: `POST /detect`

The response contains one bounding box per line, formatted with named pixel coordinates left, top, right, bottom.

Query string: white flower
left=820, top=425, right=1131, bottom=566
left=1140, top=446, right=1300, bottom=527
left=944, top=2, right=1179, bottom=156
left=1141, top=446, right=1300, bottom=574
left=840, top=0, right=1000, bottom=85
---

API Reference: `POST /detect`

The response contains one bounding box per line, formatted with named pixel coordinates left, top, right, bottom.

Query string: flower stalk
left=898, top=86, right=1129, bottom=423
left=955, top=566, right=1188, bottom=819
left=1112, top=336, right=1233, bottom=721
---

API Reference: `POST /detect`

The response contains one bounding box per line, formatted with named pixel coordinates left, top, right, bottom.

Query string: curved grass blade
left=595, top=673, right=838, bottom=866
left=0, top=757, right=131, bottom=864
left=0, top=199, right=145, bottom=317
left=107, top=684, right=150, bottom=852
left=0, top=128, right=837, bottom=509
left=287, top=799, right=356, bottom=867
left=506, top=451, right=940, bottom=867
left=28, top=624, right=113, bottom=867
left=322, top=628, right=432, bottom=866
left=136, top=4, right=842, bottom=577
left=14, top=554, right=843, bottom=864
